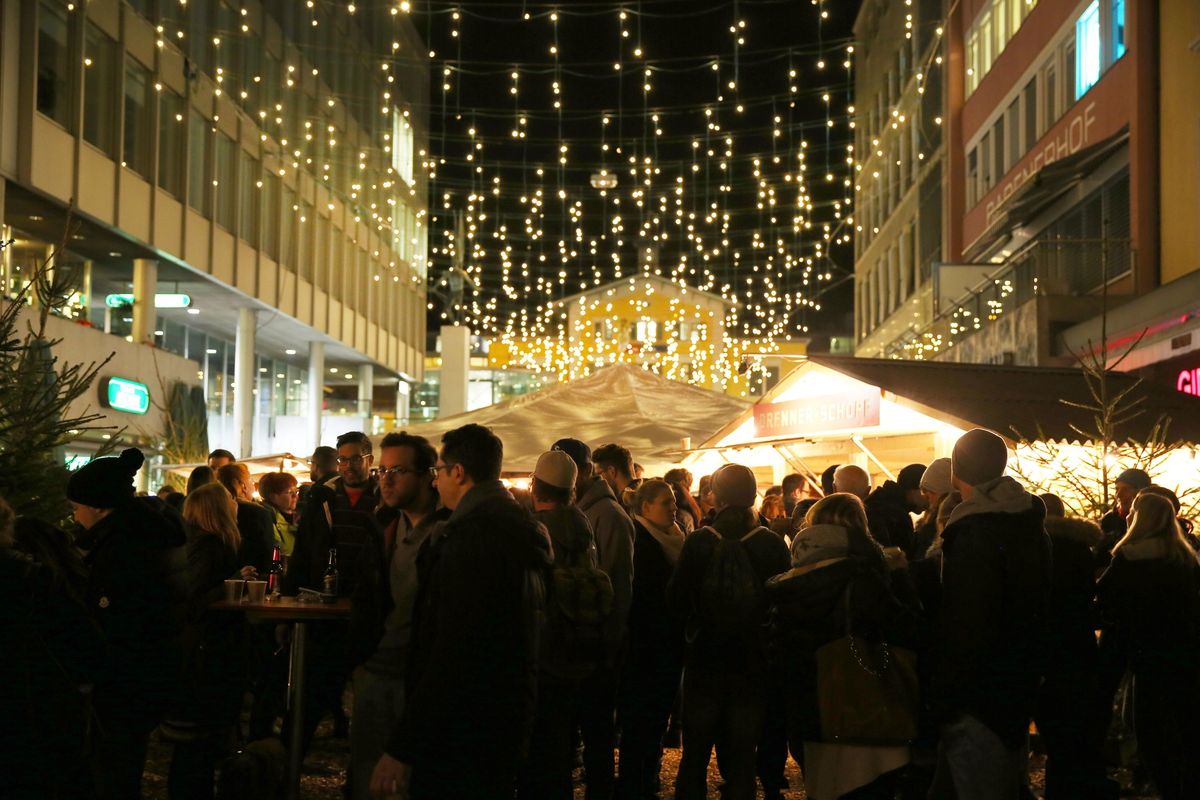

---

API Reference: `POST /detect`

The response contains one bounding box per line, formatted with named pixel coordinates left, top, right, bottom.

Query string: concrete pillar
left=233, top=307, right=257, bottom=459
left=396, top=379, right=411, bottom=427
left=439, top=324, right=470, bottom=418
left=131, top=258, right=158, bottom=345
left=357, top=363, right=374, bottom=418
left=308, top=341, right=325, bottom=450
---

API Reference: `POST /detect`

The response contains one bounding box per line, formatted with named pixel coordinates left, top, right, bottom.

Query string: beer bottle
left=323, top=547, right=339, bottom=598
left=267, top=546, right=283, bottom=595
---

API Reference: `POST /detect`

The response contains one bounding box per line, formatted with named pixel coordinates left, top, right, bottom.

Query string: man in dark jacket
left=69, top=448, right=189, bottom=800
left=349, top=432, right=447, bottom=800
left=371, top=423, right=552, bottom=800
left=930, top=429, right=1052, bottom=799
left=667, top=464, right=791, bottom=800
left=1095, top=467, right=1151, bottom=568
left=556, top=437, right=634, bottom=799
left=284, top=430, right=382, bottom=755
left=863, top=463, right=928, bottom=555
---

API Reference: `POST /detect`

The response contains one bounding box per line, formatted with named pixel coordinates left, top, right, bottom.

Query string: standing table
left=214, top=596, right=352, bottom=800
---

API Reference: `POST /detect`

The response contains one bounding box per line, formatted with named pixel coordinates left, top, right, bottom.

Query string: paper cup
left=224, top=579, right=244, bottom=603
left=246, top=580, right=269, bottom=604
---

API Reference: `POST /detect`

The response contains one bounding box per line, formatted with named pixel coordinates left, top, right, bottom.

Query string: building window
left=123, top=57, right=153, bottom=177
left=262, top=172, right=280, bottom=259
left=238, top=150, right=258, bottom=245
left=213, top=133, right=237, bottom=230
left=634, top=319, right=658, bottom=343
left=1022, top=79, right=1038, bottom=149
left=1041, top=58, right=1057, bottom=138
left=1112, top=0, right=1126, bottom=60
left=1075, top=1, right=1102, bottom=99
left=83, top=22, right=119, bottom=156
left=158, top=88, right=186, bottom=197
left=188, top=113, right=209, bottom=213
left=392, top=111, right=414, bottom=186
left=37, top=1, right=73, bottom=130
left=281, top=185, right=298, bottom=271
left=967, top=148, right=978, bottom=208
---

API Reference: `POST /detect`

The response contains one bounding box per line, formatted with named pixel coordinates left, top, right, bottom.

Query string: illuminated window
left=392, top=110, right=414, bottom=185
left=634, top=320, right=658, bottom=343
left=1111, top=0, right=1126, bottom=60
left=1075, top=1, right=1101, bottom=99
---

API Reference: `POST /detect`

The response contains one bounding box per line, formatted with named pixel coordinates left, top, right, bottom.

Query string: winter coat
left=626, top=517, right=685, bottom=674
left=1043, top=517, right=1103, bottom=675
left=576, top=476, right=635, bottom=649
left=284, top=476, right=381, bottom=596
left=236, top=499, right=276, bottom=576
left=1096, top=545, right=1200, bottom=671
left=78, top=497, right=189, bottom=724
left=536, top=504, right=605, bottom=677
left=666, top=506, right=791, bottom=672
left=767, top=555, right=924, bottom=743
left=0, top=549, right=106, bottom=796
left=864, top=480, right=916, bottom=553
left=932, top=478, right=1053, bottom=746
left=387, top=481, right=553, bottom=783
left=172, top=525, right=248, bottom=727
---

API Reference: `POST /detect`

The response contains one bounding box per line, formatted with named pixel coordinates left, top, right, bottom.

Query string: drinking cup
left=246, top=580, right=269, bottom=604
left=224, top=579, right=244, bottom=603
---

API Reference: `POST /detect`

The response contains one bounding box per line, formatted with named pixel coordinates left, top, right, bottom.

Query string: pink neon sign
left=1180, top=368, right=1200, bottom=397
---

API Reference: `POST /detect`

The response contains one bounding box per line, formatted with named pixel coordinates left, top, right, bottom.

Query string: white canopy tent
left=379, top=364, right=750, bottom=475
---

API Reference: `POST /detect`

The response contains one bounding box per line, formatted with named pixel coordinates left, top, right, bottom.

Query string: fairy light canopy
left=413, top=0, right=862, bottom=383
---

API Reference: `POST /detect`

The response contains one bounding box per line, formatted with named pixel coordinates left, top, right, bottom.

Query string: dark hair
left=764, top=485, right=783, bottom=497
left=820, top=464, right=840, bottom=496
left=663, top=467, right=693, bottom=487
left=593, top=443, right=634, bottom=479
left=1140, top=484, right=1182, bottom=514
left=186, top=465, right=216, bottom=495
left=380, top=431, right=438, bottom=473
left=311, top=445, right=338, bottom=472
left=336, top=431, right=372, bottom=454
left=259, top=471, right=298, bottom=497
left=441, top=423, right=503, bottom=482
left=782, top=473, right=803, bottom=495
left=208, top=448, right=235, bottom=462
left=532, top=476, right=573, bottom=506
left=1039, top=492, right=1066, bottom=518
left=165, top=492, right=186, bottom=513
left=791, top=497, right=818, bottom=525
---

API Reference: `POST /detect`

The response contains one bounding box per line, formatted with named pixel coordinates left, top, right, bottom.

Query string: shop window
left=123, top=57, right=153, bottom=177
left=83, top=22, right=119, bottom=156
left=1075, top=1, right=1101, bottom=99
left=158, top=88, right=186, bottom=197
left=36, top=1, right=73, bottom=130
left=188, top=113, right=209, bottom=213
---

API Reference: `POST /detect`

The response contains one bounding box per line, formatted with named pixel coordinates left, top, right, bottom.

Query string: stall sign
left=101, top=377, right=151, bottom=414
left=1180, top=368, right=1200, bottom=398
left=753, top=389, right=881, bottom=438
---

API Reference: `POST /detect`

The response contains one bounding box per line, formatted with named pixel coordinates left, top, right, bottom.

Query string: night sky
left=413, top=0, right=859, bottom=341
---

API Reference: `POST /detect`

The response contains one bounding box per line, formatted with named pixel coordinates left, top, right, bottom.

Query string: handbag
left=816, top=583, right=919, bottom=745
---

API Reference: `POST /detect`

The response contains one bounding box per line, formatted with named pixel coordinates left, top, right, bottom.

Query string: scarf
left=947, top=476, right=1032, bottom=527
left=789, top=523, right=853, bottom=569
left=634, top=514, right=685, bottom=566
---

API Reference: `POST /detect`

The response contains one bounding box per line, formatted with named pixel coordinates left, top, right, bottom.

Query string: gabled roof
left=805, top=355, right=1200, bottom=445
left=553, top=273, right=734, bottom=310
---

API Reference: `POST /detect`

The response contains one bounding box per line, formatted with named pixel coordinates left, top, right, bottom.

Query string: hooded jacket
left=1043, top=516, right=1102, bottom=674
left=933, top=476, right=1052, bottom=746
left=387, top=481, right=553, bottom=785
left=576, top=476, right=634, bottom=648
left=78, top=496, right=189, bottom=722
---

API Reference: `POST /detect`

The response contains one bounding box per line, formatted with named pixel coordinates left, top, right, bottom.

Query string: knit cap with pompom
left=67, top=448, right=145, bottom=509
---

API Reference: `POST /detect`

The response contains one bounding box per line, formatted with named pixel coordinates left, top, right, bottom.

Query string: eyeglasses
left=336, top=454, right=369, bottom=465
left=433, top=463, right=456, bottom=474
left=378, top=465, right=432, bottom=479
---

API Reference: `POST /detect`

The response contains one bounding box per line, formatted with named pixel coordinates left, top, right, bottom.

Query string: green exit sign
left=101, top=377, right=151, bottom=414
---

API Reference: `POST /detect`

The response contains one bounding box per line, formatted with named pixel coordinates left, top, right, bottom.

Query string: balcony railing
left=885, top=238, right=1133, bottom=359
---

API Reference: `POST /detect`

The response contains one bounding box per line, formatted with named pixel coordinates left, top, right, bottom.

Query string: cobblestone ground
left=143, top=719, right=1159, bottom=799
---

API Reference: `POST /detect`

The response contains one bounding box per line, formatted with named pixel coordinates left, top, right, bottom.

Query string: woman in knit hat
left=69, top=448, right=190, bottom=800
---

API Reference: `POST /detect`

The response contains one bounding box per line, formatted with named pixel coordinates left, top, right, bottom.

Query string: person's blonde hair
left=183, top=482, right=241, bottom=552
left=805, top=492, right=870, bottom=538
left=634, top=479, right=673, bottom=517
left=760, top=494, right=786, bottom=521
left=1114, top=492, right=1197, bottom=565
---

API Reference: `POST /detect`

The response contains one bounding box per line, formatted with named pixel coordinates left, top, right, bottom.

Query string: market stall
left=685, top=355, right=1200, bottom=511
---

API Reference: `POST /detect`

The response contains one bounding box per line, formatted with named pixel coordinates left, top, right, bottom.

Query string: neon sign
left=101, top=377, right=151, bottom=414
left=1179, top=368, right=1200, bottom=398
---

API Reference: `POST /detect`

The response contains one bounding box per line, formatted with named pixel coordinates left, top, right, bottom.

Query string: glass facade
left=36, top=1, right=72, bottom=129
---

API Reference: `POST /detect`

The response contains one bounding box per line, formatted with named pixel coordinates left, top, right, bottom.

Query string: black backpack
left=694, top=526, right=769, bottom=637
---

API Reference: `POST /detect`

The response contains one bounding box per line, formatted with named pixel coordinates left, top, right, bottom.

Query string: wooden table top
left=212, top=596, right=352, bottom=620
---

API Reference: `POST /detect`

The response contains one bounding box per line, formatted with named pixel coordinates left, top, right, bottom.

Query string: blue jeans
left=929, top=714, right=1026, bottom=800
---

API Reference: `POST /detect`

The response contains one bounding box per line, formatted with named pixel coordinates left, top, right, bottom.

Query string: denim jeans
left=929, top=714, right=1026, bottom=800
left=350, top=668, right=406, bottom=800
left=674, top=666, right=766, bottom=800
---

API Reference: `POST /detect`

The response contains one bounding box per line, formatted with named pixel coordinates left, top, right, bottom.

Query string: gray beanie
left=712, top=463, right=758, bottom=509
left=951, top=429, right=1009, bottom=487
left=920, top=458, right=953, bottom=496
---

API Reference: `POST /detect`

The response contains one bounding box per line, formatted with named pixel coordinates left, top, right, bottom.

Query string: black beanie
left=897, top=463, right=927, bottom=491
left=67, top=448, right=145, bottom=509
left=951, top=429, right=1009, bottom=487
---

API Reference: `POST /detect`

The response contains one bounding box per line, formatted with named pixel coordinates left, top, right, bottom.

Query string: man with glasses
left=284, top=430, right=382, bottom=757
left=371, top=423, right=552, bottom=800
left=348, top=432, right=447, bottom=800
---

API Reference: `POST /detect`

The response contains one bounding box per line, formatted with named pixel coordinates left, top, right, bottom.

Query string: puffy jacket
left=577, top=477, right=634, bottom=649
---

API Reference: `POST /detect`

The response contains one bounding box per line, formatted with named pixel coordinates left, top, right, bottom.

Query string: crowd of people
left=2, top=424, right=1198, bottom=800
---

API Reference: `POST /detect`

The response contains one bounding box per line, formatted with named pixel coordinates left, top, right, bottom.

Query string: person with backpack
left=667, top=463, right=791, bottom=800
left=519, top=450, right=614, bottom=799
left=617, top=479, right=686, bottom=800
